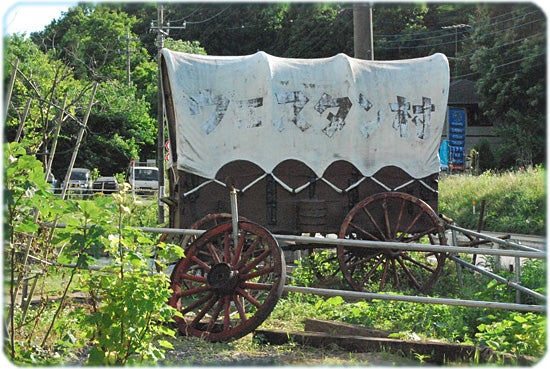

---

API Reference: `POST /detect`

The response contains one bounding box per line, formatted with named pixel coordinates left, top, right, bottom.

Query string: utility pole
left=442, top=24, right=470, bottom=78
left=118, top=26, right=138, bottom=85
left=353, top=2, right=374, bottom=60
left=150, top=3, right=187, bottom=224
left=155, top=4, right=166, bottom=224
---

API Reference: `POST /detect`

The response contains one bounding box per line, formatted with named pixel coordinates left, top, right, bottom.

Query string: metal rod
left=449, top=255, right=546, bottom=302
left=283, top=285, right=545, bottom=313
left=134, top=227, right=545, bottom=259
left=446, top=223, right=543, bottom=252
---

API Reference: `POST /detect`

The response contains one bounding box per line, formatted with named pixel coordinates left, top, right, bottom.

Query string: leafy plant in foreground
left=476, top=312, right=546, bottom=357
left=79, top=184, right=183, bottom=365
left=3, top=142, right=74, bottom=364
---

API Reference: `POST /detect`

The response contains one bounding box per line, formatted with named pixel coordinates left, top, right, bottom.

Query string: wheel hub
left=207, top=263, right=239, bottom=293
left=384, top=248, right=403, bottom=258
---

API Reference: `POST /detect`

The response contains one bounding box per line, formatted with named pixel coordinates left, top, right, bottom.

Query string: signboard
left=448, top=108, right=466, bottom=169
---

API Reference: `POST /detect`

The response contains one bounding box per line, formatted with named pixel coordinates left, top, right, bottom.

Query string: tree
left=469, top=3, right=546, bottom=168
left=272, top=2, right=352, bottom=58
left=28, top=3, right=164, bottom=176
left=160, top=2, right=288, bottom=56
left=3, top=34, right=93, bottom=177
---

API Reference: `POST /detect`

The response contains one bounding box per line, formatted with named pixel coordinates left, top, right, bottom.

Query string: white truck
left=127, top=160, right=159, bottom=195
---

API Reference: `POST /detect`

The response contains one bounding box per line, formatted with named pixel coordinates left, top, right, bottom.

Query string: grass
left=438, top=167, right=546, bottom=235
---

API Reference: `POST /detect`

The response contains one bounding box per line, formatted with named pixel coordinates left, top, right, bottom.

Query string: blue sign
left=448, top=108, right=466, bottom=166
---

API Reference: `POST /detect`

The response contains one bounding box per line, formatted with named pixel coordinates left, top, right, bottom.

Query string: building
left=441, top=79, right=499, bottom=171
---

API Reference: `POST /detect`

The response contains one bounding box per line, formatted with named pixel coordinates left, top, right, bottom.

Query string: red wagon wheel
left=337, top=192, right=447, bottom=293
left=169, top=220, right=286, bottom=342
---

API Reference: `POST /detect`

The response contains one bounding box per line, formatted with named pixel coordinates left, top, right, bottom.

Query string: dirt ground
left=159, top=333, right=425, bottom=367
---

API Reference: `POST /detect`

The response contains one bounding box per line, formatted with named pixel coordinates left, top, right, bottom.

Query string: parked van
left=127, top=164, right=159, bottom=195
left=62, top=168, right=92, bottom=196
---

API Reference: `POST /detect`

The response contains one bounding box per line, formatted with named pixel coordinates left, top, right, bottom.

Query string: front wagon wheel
left=337, top=192, right=447, bottom=293
left=169, top=221, right=285, bottom=342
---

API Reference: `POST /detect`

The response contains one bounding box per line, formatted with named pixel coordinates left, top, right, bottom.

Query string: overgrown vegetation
left=439, top=166, right=545, bottom=235
left=279, top=251, right=546, bottom=359
left=4, top=142, right=183, bottom=365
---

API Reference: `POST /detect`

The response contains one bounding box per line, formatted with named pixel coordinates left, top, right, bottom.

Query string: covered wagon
left=159, top=49, right=450, bottom=341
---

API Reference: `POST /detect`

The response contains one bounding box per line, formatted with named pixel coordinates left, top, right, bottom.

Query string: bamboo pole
left=4, top=59, right=19, bottom=122
left=60, top=83, right=98, bottom=200
left=44, top=94, right=68, bottom=184
left=14, top=98, right=31, bottom=142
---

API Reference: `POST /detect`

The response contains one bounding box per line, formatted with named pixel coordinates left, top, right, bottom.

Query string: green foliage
left=476, top=312, right=546, bottom=357
left=289, top=250, right=345, bottom=290
left=164, top=38, right=207, bottom=54
left=469, top=3, right=545, bottom=167
left=471, top=139, right=494, bottom=174
left=438, top=167, right=545, bottom=235
left=4, top=142, right=73, bottom=364
left=3, top=35, right=88, bottom=153
left=273, top=233, right=547, bottom=359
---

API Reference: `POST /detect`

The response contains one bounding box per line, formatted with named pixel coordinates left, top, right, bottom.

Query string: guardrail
left=36, top=222, right=546, bottom=312
left=48, top=187, right=159, bottom=198
left=138, top=225, right=546, bottom=312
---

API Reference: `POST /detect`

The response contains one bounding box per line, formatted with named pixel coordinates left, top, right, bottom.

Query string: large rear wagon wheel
left=169, top=221, right=286, bottom=342
left=337, top=192, right=447, bottom=293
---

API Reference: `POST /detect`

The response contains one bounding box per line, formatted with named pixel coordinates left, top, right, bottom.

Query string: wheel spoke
left=181, top=292, right=214, bottom=316
left=362, top=206, right=386, bottom=240
left=241, top=265, right=275, bottom=281
left=401, top=252, right=438, bottom=273
left=233, top=294, right=248, bottom=322
left=239, top=249, right=270, bottom=274
left=399, top=211, right=425, bottom=240
left=240, top=282, right=272, bottom=290
left=379, top=257, right=392, bottom=290
left=348, top=221, right=381, bottom=241
left=358, top=255, right=385, bottom=287
left=205, top=298, right=224, bottom=332
left=191, top=295, right=218, bottom=326
left=190, top=255, right=212, bottom=272
left=235, top=237, right=261, bottom=269
left=236, top=287, right=262, bottom=308
left=396, top=256, right=422, bottom=290
left=391, top=258, right=400, bottom=288
left=394, top=198, right=406, bottom=235
left=181, top=273, right=207, bottom=283
left=223, top=295, right=231, bottom=331
left=232, top=231, right=247, bottom=265
left=206, top=241, right=221, bottom=264
left=382, top=198, right=392, bottom=239
left=401, top=226, right=440, bottom=243
left=180, top=285, right=211, bottom=297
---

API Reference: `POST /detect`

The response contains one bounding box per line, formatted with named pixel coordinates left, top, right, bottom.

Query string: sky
left=2, top=0, right=77, bottom=36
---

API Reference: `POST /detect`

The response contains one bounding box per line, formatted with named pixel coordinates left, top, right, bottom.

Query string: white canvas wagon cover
left=161, top=49, right=449, bottom=180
